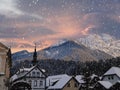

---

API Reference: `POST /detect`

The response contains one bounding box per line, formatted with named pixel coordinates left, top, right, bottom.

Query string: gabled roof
left=47, top=74, right=72, bottom=89
left=10, top=64, right=46, bottom=82
left=104, top=67, right=120, bottom=77
left=75, top=75, right=85, bottom=84
left=91, top=74, right=98, bottom=79
left=98, top=81, right=112, bottom=89
left=0, top=42, right=8, bottom=50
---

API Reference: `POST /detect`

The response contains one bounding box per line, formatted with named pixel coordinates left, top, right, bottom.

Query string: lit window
left=34, top=80, right=37, bottom=87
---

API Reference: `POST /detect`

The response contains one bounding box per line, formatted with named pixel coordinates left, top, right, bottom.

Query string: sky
left=0, top=0, right=120, bottom=52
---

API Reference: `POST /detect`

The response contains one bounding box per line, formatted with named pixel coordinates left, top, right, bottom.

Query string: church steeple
left=7, top=47, right=12, bottom=68
left=32, top=44, right=38, bottom=66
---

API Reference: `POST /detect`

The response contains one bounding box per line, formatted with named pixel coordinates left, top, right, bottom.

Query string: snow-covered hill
left=77, top=34, right=120, bottom=57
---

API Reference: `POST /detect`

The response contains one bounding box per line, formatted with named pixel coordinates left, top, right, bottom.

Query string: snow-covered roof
left=104, top=67, right=120, bottom=77
left=98, top=81, right=112, bottom=89
left=10, top=74, right=18, bottom=82
left=10, top=65, right=45, bottom=82
left=10, top=66, right=35, bottom=82
left=75, top=75, right=84, bottom=84
left=91, top=74, right=98, bottom=79
left=47, top=74, right=72, bottom=89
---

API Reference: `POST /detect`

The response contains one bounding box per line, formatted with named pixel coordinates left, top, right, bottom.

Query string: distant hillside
left=12, top=40, right=113, bottom=62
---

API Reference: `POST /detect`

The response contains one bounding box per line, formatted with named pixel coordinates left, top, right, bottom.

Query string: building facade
left=10, top=65, right=46, bottom=90
left=0, top=43, right=11, bottom=90
left=102, top=67, right=120, bottom=84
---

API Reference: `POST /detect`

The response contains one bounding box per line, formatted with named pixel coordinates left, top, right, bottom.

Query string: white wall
left=102, top=74, right=120, bottom=84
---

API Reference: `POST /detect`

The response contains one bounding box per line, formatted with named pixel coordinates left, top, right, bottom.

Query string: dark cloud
left=0, top=0, right=120, bottom=52
left=88, top=14, right=120, bottom=38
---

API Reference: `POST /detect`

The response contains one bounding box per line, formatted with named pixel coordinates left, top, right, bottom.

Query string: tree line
left=11, top=57, right=120, bottom=76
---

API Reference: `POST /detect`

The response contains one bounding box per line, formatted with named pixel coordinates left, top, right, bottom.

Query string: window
left=37, top=72, right=40, bottom=76
left=74, top=83, right=78, bottom=87
left=111, top=76, right=114, bottom=79
left=67, top=83, right=70, bottom=87
left=108, top=76, right=114, bottom=80
left=24, top=77, right=26, bottom=81
left=32, top=71, right=35, bottom=76
left=34, top=80, right=37, bottom=87
left=41, top=74, right=44, bottom=77
left=29, top=73, right=31, bottom=77
left=39, top=81, right=43, bottom=87
left=29, top=80, right=32, bottom=85
left=35, top=68, right=37, bottom=70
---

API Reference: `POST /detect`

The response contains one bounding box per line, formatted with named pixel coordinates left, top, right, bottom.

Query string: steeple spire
left=32, top=44, right=38, bottom=66
left=7, top=47, right=12, bottom=68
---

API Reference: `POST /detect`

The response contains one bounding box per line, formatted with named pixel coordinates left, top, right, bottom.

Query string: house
left=75, top=75, right=85, bottom=84
left=10, top=46, right=47, bottom=90
left=0, top=43, right=11, bottom=90
left=94, top=81, right=112, bottom=90
left=94, top=67, right=120, bottom=90
left=102, top=67, right=120, bottom=84
left=111, top=81, right=120, bottom=90
left=10, top=65, right=47, bottom=90
left=46, top=74, right=79, bottom=90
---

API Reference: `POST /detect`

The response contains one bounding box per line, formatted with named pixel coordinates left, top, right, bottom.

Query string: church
left=0, top=42, right=12, bottom=90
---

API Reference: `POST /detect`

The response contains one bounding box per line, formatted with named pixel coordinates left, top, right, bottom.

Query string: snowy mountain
left=12, top=35, right=116, bottom=62
left=37, top=40, right=112, bottom=61
left=12, top=50, right=33, bottom=62
left=77, top=34, right=120, bottom=57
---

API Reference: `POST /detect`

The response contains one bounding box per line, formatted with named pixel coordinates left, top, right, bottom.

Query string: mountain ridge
left=12, top=40, right=113, bottom=62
